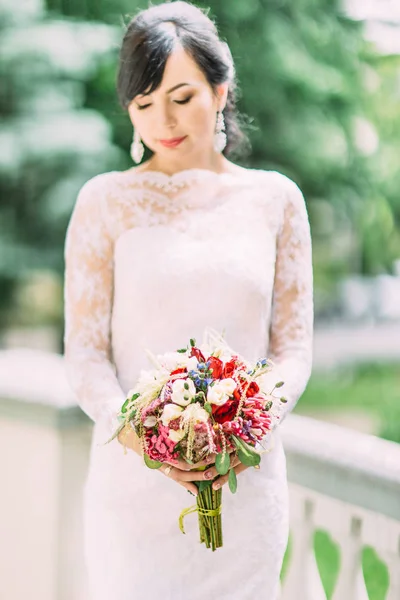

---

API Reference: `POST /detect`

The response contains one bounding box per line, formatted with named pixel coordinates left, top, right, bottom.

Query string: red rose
left=223, top=359, right=237, bottom=378
left=236, top=376, right=259, bottom=398
left=233, top=387, right=242, bottom=402
left=170, top=367, right=187, bottom=376
left=245, top=381, right=259, bottom=398
left=190, top=347, right=206, bottom=363
left=207, top=356, right=223, bottom=379
left=212, top=398, right=240, bottom=424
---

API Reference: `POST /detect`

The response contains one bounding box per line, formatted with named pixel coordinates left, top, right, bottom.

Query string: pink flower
left=144, top=422, right=181, bottom=463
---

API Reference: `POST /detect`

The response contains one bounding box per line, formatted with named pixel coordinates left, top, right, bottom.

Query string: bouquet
left=105, top=327, right=287, bottom=551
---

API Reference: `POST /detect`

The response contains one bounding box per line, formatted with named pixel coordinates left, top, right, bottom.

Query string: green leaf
left=275, top=381, right=284, bottom=388
left=197, top=480, right=213, bottom=493
left=103, top=421, right=125, bottom=445
left=232, top=435, right=261, bottom=467
left=265, top=400, right=273, bottom=411
left=121, top=393, right=140, bottom=414
left=190, top=338, right=196, bottom=347
left=215, top=451, right=230, bottom=475
left=177, top=348, right=187, bottom=353
left=143, top=454, right=163, bottom=469
left=204, top=402, right=212, bottom=415
left=121, top=398, right=131, bottom=414
left=237, top=448, right=261, bottom=467
left=280, top=396, right=288, bottom=403
left=228, top=467, right=237, bottom=493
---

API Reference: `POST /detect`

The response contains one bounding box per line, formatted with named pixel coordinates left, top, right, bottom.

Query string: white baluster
left=331, top=516, right=369, bottom=600
left=281, top=497, right=327, bottom=600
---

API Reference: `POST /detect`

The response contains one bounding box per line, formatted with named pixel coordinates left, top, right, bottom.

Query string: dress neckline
left=118, top=166, right=250, bottom=190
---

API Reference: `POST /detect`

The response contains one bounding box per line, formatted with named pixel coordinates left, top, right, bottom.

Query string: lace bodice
left=63, top=167, right=314, bottom=437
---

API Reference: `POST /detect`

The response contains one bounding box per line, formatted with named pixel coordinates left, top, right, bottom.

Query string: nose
left=158, top=102, right=177, bottom=130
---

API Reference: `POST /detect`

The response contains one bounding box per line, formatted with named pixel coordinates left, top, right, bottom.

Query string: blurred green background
left=1, top=0, right=400, bottom=334
left=1, top=1, right=399, bottom=596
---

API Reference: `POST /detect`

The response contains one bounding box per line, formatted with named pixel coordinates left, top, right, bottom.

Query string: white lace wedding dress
left=63, top=166, right=313, bottom=600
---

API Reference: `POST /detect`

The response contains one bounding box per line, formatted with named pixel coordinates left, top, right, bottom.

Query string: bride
left=63, top=2, right=313, bottom=599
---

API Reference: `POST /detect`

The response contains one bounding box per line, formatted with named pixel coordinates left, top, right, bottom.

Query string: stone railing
left=0, top=349, right=399, bottom=599
left=280, top=415, right=400, bottom=599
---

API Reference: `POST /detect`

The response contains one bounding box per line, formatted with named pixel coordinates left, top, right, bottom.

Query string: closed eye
left=136, top=96, right=192, bottom=110
left=174, top=96, right=192, bottom=105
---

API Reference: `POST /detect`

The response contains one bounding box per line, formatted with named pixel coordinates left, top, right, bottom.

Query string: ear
left=127, top=100, right=138, bottom=128
left=215, top=82, right=229, bottom=111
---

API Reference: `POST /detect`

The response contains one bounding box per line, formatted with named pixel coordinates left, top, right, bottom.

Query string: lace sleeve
left=63, top=174, right=126, bottom=436
left=263, top=174, right=314, bottom=429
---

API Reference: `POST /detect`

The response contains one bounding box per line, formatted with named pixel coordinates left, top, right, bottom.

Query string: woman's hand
left=117, top=425, right=215, bottom=495
left=199, top=452, right=250, bottom=491
left=117, top=425, right=143, bottom=456
left=118, top=426, right=240, bottom=495
left=159, top=448, right=237, bottom=496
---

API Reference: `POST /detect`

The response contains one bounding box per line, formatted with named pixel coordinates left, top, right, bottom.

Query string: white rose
left=171, top=378, right=196, bottom=407
left=181, top=403, right=210, bottom=424
left=219, top=378, right=237, bottom=395
left=143, top=415, right=157, bottom=427
left=207, top=378, right=237, bottom=406
left=183, top=355, right=199, bottom=372
left=209, top=346, right=232, bottom=363
left=161, top=403, right=184, bottom=426
left=157, top=352, right=199, bottom=373
left=168, top=429, right=186, bottom=442
left=133, top=367, right=170, bottom=396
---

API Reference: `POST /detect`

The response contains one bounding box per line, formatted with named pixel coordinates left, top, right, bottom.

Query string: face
left=127, top=44, right=228, bottom=159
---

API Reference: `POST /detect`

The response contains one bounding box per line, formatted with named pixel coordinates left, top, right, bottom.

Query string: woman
left=64, top=2, right=313, bottom=599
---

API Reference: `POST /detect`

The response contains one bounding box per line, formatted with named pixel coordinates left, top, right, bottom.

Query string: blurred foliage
left=297, top=361, right=400, bottom=443
left=0, top=0, right=400, bottom=334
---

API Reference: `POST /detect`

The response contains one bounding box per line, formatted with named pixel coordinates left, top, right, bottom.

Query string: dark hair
left=117, top=1, right=250, bottom=157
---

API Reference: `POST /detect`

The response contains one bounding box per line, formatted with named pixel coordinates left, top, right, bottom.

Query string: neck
left=146, top=150, right=229, bottom=176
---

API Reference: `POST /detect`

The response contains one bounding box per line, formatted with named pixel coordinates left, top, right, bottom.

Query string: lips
left=159, top=136, right=187, bottom=148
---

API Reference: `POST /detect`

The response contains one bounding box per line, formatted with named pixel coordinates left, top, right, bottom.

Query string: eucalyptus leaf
left=232, top=435, right=261, bottom=467
left=228, top=467, right=237, bottom=493
left=237, top=448, right=260, bottom=467
left=143, top=454, right=163, bottom=469
left=215, top=451, right=230, bottom=475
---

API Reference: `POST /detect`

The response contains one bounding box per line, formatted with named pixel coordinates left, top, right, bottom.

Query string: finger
left=212, top=463, right=249, bottom=490
left=190, top=445, right=235, bottom=469
left=161, top=465, right=199, bottom=495
left=173, top=468, right=216, bottom=483
left=178, top=481, right=199, bottom=496
left=191, top=453, right=216, bottom=468
left=164, top=458, right=192, bottom=471
left=200, top=453, right=241, bottom=482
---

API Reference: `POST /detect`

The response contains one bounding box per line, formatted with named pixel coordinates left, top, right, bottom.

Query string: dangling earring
left=214, top=110, right=227, bottom=153
left=130, top=128, right=144, bottom=164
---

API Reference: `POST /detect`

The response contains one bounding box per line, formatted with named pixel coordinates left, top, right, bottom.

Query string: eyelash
left=137, top=96, right=193, bottom=110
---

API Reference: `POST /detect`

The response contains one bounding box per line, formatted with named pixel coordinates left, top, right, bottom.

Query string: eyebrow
left=166, top=83, right=190, bottom=94
left=138, top=83, right=191, bottom=98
